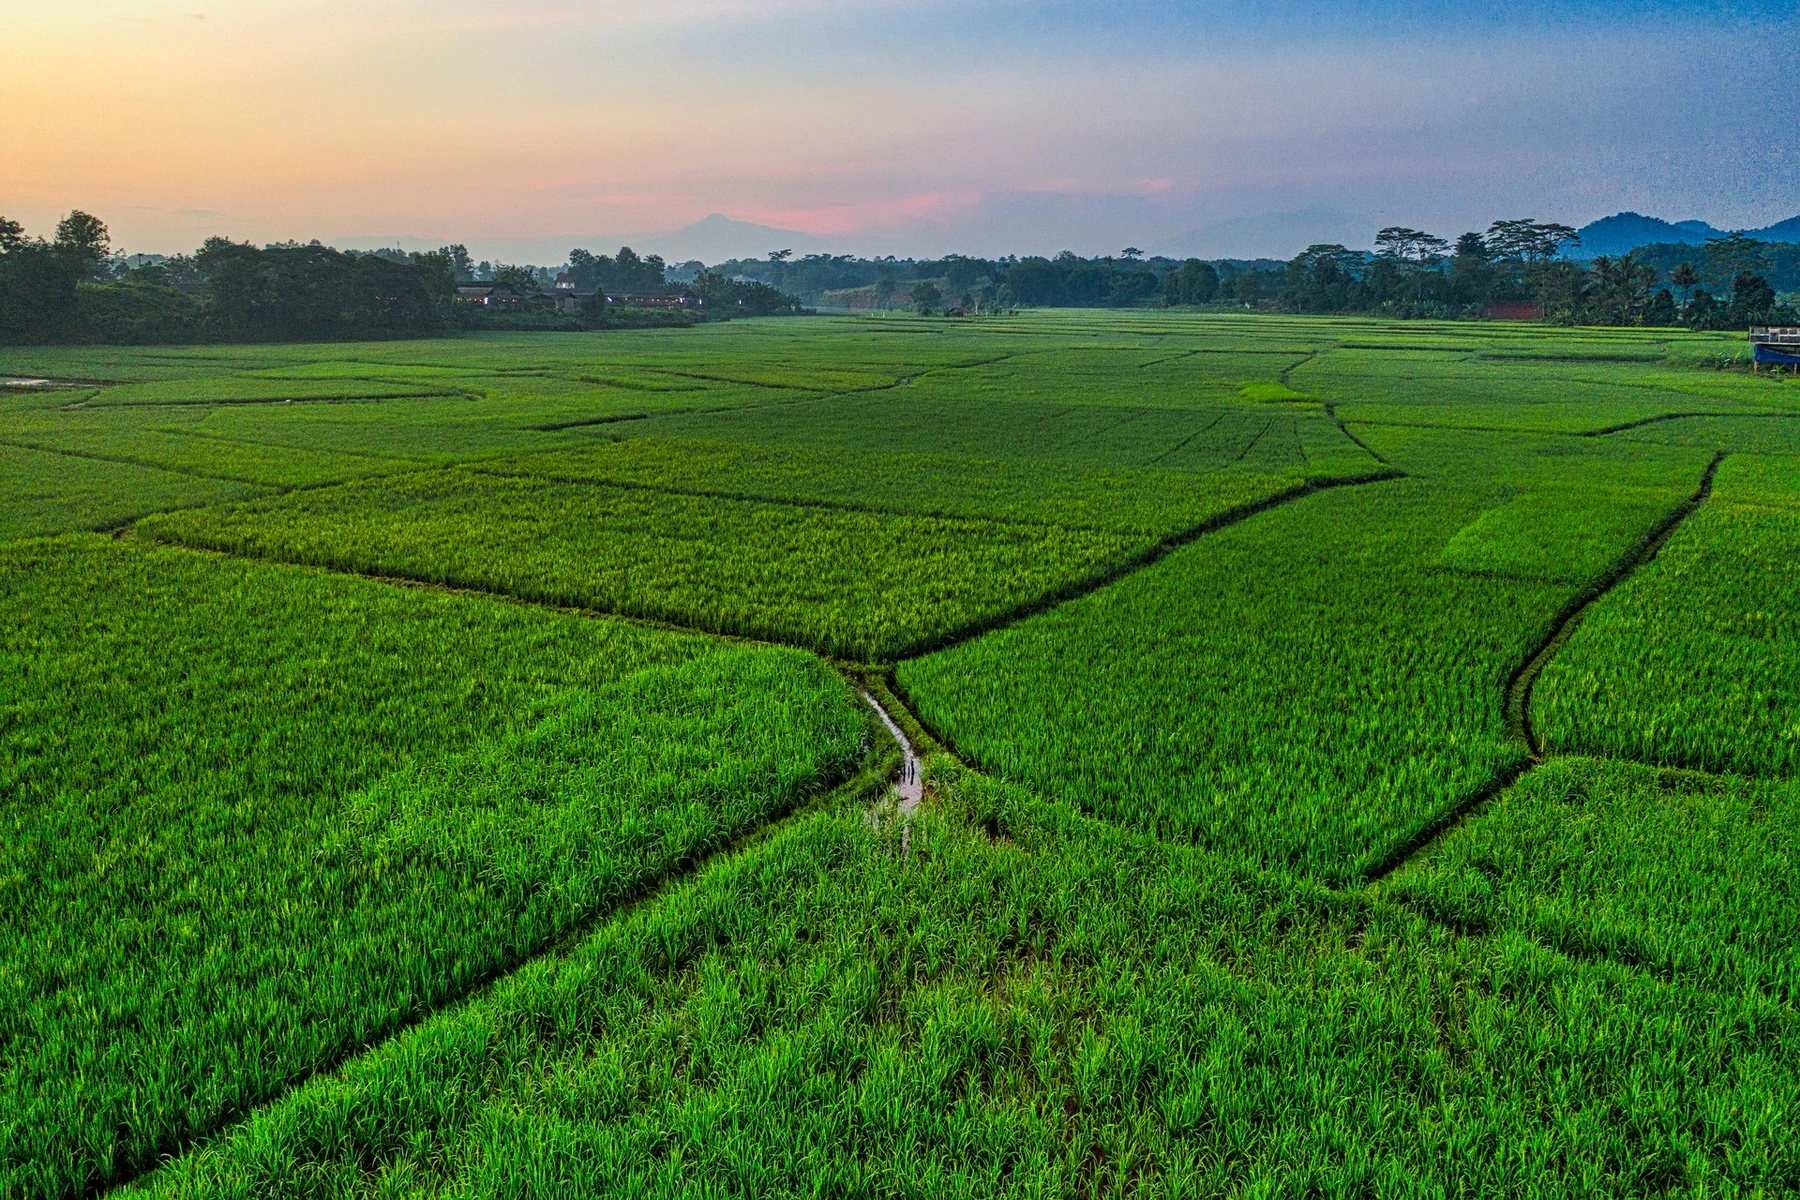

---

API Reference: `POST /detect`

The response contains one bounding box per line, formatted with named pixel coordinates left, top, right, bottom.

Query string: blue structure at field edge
left=1751, top=326, right=1800, bottom=365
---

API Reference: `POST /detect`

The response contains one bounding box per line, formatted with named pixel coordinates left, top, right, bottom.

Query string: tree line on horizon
left=4, top=209, right=1795, bottom=344
left=0, top=213, right=803, bottom=344
left=1271, top=221, right=1796, bottom=328
left=699, top=226, right=1798, bottom=327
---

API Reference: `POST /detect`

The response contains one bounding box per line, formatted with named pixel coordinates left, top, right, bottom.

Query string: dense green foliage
left=712, top=222, right=1798, bottom=328
left=131, top=767, right=1797, bottom=1197
left=899, top=480, right=1580, bottom=884
left=0, top=216, right=462, bottom=344
left=480, top=437, right=1305, bottom=536
left=9, top=206, right=1795, bottom=351
left=137, top=468, right=1157, bottom=661
left=1630, top=238, right=1800, bottom=294
left=0, top=213, right=806, bottom=345
left=711, top=249, right=1173, bottom=311
left=0, top=213, right=104, bottom=342
left=1535, top=454, right=1800, bottom=776
left=2, top=312, right=1798, bottom=1199
left=0, top=443, right=262, bottom=537
left=192, top=239, right=459, bottom=341
left=1384, top=756, right=1800, bottom=1000
left=1276, top=224, right=1798, bottom=327
left=0, top=537, right=864, bottom=1196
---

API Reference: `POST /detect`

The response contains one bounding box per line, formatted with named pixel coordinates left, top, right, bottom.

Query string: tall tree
left=53, top=210, right=113, bottom=280
left=1375, top=227, right=1449, bottom=266
left=1726, top=272, right=1786, bottom=327
left=437, top=244, right=474, bottom=282
left=1446, top=231, right=1494, bottom=303
left=1485, top=219, right=1579, bottom=264
left=1703, top=234, right=1771, bottom=292
left=1669, top=261, right=1700, bottom=305
left=491, top=264, right=537, bottom=294
left=1230, top=272, right=1264, bottom=304
left=1290, top=244, right=1361, bottom=282
left=1452, top=231, right=1489, bottom=262
left=1163, top=259, right=1219, bottom=306
left=0, top=216, right=84, bottom=341
left=1588, top=254, right=1657, bottom=324
left=565, top=247, right=668, bottom=294
left=1280, top=245, right=1363, bottom=313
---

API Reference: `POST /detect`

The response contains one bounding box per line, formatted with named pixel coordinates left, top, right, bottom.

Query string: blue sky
left=5, top=0, right=1796, bottom=258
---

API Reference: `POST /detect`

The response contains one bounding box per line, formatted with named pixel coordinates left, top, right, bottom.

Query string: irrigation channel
left=858, top=449, right=1729, bottom=903
left=87, top=457, right=1724, bottom=1190
left=861, top=690, right=923, bottom=813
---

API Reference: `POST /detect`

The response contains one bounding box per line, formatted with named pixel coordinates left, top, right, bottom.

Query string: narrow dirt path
left=861, top=690, right=922, bottom=812
left=78, top=411, right=1733, bottom=1191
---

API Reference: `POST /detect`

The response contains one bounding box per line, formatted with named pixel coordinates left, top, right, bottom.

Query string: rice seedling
left=1, top=406, right=425, bottom=487
left=478, top=436, right=1308, bottom=536
left=897, top=461, right=1705, bottom=885
left=898, top=480, right=1549, bottom=883
left=89, top=376, right=462, bottom=406
left=1435, top=486, right=1694, bottom=583
left=1, top=311, right=1795, bottom=1199
left=1291, top=347, right=1776, bottom=433
left=129, top=764, right=1798, bottom=1198
left=0, top=443, right=262, bottom=538
left=164, top=394, right=621, bottom=462
left=1617, top=414, right=1800, bottom=455
left=136, top=468, right=1159, bottom=660
left=1534, top=454, right=1800, bottom=776
left=1381, top=755, right=1800, bottom=999
left=635, top=389, right=1383, bottom=476
left=1350, top=422, right=1713, bottom=490
left=0, top=536, right=867, bottom=1197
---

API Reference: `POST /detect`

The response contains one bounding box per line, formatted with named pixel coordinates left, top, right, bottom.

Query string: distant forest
left=1267, top=223, right=1798, bottom=328
left=722, top=221, right=1798, bottom=328
left=3, top=210, right=1795, bottom=345
left=0, top=214, right=801, bottom=345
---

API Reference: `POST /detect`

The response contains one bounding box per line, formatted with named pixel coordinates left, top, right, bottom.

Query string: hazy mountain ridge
left=1570, top=211, right=1800, bottom=258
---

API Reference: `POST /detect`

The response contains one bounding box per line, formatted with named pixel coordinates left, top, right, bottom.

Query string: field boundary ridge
left=880, top=468, right=1404, bottom=664
left=1360, top=451, right=1725, bottom=887
left=89, top=715, right=898, bottom=1199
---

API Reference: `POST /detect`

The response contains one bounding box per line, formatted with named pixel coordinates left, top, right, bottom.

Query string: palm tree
left=1589, top=255, right=1656, bottom=324
left=1670, top=261, right=1700, bottom=307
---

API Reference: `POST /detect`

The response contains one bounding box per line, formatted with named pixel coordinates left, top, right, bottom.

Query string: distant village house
left=607, top=290, right=693, bottom=310
left=455, top=283, right=521, bottom=308
left=457, top=277, right=694, bottom=314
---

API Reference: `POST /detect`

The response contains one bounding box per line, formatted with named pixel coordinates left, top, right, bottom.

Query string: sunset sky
left=6, top=0, right=1798, bottom=260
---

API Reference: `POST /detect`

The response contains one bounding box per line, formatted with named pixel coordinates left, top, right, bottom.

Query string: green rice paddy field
left=2, top=313, right=1798, bottom=1197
